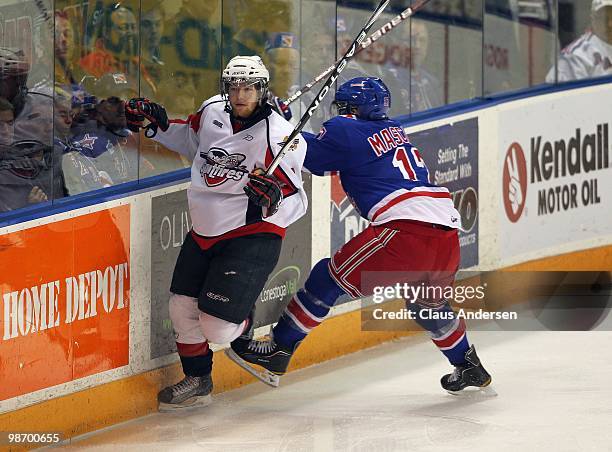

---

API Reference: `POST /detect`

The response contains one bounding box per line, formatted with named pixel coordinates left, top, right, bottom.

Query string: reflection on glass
left=297, top=0, right=336, bottom=131
left=547, top=0, right=612, bottom=82
left=0, top=98, right=14, bottom=146
left=223, top=0, right=299, bottom=69
left=55, top=10, right=82, bottom=86
left=386, top=19, right=445, bottom=116
left=336, top=0, right=482, bottom=116
left=63, top=95, right=137, bottom=195
left=0, top=0, right=58, bottom=213
left=409, top=0, right=483, bottom=108
left=484, top=0, right=555, bottom=94
left=0, top=0, right=606, bottom=220
left=136, top=0, right=222, bottom=178
left=265, top=32, right=301, bottom=99
left=141, top=4, right=165, bottom=73
left=80, top=3, right=144, bottom=95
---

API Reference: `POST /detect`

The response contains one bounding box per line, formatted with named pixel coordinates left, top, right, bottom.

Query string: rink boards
left=2, top=80, right=612, bottom=444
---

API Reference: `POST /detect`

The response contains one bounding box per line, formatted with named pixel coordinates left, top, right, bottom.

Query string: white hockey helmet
left=221, top=55, right=270, bottom=108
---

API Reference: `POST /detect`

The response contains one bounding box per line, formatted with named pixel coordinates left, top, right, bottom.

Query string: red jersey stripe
left=169, top=110, right=203, bottom=133
left=190, top=222, right=285, bottom=250
left=371, top=191, right=452, bottom=222
left=265, top=147, right=298, bottom=197
left=287, top=297, right=321, bottom=330
left=432, top=319, right=466, bottom=349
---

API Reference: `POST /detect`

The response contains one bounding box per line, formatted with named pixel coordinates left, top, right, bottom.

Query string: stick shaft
left=265, top=0, right=391, bottom=176
left=285, top=0, right=432, bottom=106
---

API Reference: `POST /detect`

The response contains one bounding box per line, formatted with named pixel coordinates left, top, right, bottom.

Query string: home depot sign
left=0, top=205, right=130, bottom=401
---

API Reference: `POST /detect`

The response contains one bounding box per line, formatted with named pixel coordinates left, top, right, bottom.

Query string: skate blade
left=446, top=380, right=497, bottom=398
left=225, top=348, right=280, bottom=388
left=158, top=394, right=212, bottom=412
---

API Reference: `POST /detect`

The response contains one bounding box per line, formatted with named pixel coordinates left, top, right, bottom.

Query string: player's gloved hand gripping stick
left=263, top=0, right=392, bottom=177
left=244, top=168, right=284, bottom=217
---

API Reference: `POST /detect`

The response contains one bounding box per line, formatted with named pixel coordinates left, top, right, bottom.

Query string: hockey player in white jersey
left=546, top=0, right=612, bottom=82
left=127, top=56, right=307, bottom=411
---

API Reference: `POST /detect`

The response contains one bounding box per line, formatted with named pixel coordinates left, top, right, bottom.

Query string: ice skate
left=441, top=345, right=495, bottom=396
left=225, top=334, right=299, bottom=388
left=157, top=374, right=213, bottom=411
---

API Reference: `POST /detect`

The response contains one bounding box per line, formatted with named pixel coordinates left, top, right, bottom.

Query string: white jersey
left=546, top=31, right=612, bottom=82
left=153, top=95, right=308, bottom=237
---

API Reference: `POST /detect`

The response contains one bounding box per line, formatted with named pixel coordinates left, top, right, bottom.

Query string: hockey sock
left=273, top=289, right=328, bottom=348
left=176, top=342, right=213, bottom=376
left=408, top=302, right=470, bottom=366
left=273, top=259, right=344, bottom=349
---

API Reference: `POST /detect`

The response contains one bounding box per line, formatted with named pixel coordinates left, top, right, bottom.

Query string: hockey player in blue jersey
left=227, top=77, right=492, bottom=393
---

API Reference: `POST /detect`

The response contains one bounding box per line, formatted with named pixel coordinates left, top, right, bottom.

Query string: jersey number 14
left=392, top=146, right=428, bottom=181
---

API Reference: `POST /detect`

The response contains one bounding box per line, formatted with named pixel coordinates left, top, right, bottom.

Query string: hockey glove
left=269, top=95, right=292, bottom=121
left=125, top=99, right=145, bottom=132
left=126, top=98, right=169, bottom=134
left=244, top=170, right=283, bottom=216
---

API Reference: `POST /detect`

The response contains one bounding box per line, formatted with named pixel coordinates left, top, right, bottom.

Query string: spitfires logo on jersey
left=200, top=147, right=247, bottom=187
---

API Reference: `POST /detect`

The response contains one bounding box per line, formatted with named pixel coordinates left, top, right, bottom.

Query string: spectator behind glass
left=0, top=126, right=67, bottom=213
left=80, top=4, right=157, bottom=99
left=546, top=0, right=612, bottom=82
left=141, top=2, right=165, bottom=81
left=1, top=48, right=30, bottom=129
left=0, top=141, right=50, bottom=212
left=0, top=47, right=54, bottom=144
left=387, top=20, right=443, bottom=115
left=264, top=32, right=300, bottom=99
left=0, top=97, right=15, bottom=145
left=69, top=96, right=137, bottom=188
left=53, top=86, right=75, bottom=146
left=54, top=11, right=82, bottom=86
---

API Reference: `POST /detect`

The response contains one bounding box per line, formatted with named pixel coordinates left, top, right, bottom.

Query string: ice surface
left=56, top=330, right=612, bottom=451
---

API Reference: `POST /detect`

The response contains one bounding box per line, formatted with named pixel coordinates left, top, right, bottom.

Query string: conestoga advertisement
left=499, top=90, right=612, bottom=260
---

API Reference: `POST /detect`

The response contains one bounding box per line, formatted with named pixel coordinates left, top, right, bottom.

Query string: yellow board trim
left=2, top=244, right=611, bottom=450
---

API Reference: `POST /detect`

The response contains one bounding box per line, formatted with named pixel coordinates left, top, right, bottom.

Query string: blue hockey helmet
left=333, top=77, right=390, bottom=120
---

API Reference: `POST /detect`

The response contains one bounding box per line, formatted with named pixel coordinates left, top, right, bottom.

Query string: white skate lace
left=172, top=376, right=200, bottom=395
left=448, top=367, right=462, bottom=382
left=248, top=338, right=276, bottom=354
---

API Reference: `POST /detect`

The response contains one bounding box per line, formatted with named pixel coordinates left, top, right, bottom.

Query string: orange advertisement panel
left=0, top=205, right=130, bottom=401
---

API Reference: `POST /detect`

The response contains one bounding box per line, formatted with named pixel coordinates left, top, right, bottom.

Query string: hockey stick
left=265, top=0, right=391, bottom=176
left=285, top=0, right=432, bottom=106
